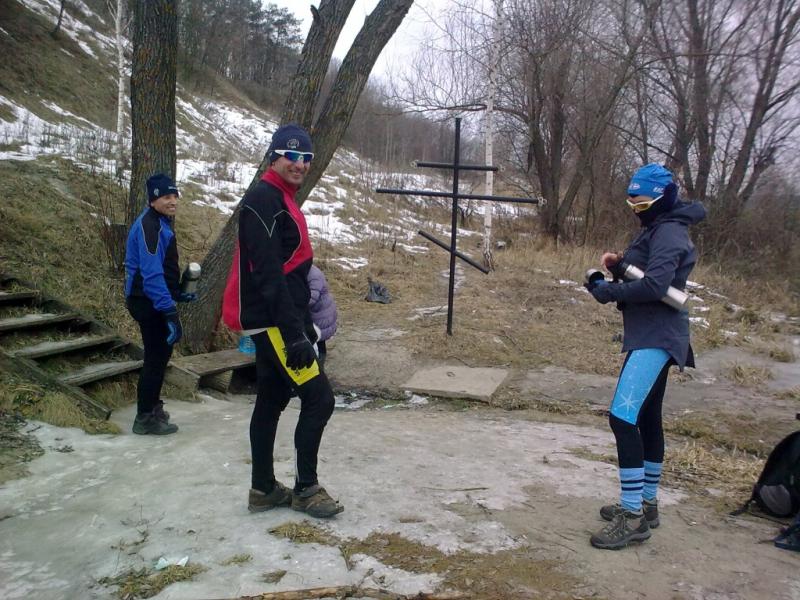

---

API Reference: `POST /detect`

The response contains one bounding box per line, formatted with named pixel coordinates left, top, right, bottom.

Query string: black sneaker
left=132, top=413, right=178, bottom=435
left=600, top=498, right=660, bottom=528
left=591, top=510, right=651, bottom=550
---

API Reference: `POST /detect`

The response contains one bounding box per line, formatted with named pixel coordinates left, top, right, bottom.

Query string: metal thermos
left=180, top=262, right=201, bottom=295
left=584, top=264, right=689, bottom=311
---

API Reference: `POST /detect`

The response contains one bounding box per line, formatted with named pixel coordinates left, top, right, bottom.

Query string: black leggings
left=250, top=331, right=335, bottom=491
left=610, top=362, right=669, bottom=469
left=127, top=298, right=174, bottom=415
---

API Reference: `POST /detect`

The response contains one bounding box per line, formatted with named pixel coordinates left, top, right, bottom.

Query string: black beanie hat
left=146, top=173, right=179, bottom=203
left=267, top=123, right=312, bottom=163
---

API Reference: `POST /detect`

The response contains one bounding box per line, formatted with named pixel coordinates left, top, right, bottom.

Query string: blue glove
left=177, top=292, right=197, bottom=302
left=588, top=281, right=616, bottom=304
left=164, top=310, right=182, bottom=345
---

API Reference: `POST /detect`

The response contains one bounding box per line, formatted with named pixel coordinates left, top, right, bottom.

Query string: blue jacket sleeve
left=608, top=222, right=687, bottom=304
left=139, top=221, right=176, bottom=313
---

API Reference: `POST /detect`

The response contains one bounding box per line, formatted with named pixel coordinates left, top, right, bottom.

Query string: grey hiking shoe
left=153, top=402, right=170, bottom=423
left=590, top=510, right=651, bottom=550
left=600, top=498, right=660, bottom=528
left=291, top=484, right=344, bottom=518
left=132, top=413, right=178, bottom=435
left=248, top=481, right=292, bottom=512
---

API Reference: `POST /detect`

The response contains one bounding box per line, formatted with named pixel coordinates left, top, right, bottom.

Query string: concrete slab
left=402, top=366, right=509, bottom=401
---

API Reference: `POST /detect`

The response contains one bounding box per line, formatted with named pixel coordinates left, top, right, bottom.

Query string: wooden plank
left=11, top=334, right=119, bottom=359
left=0, top=312, right=80, bottom=333
left=59, top=360, right=143, bottom=386
left=0, top=291, right=38, bottom=305
left=0, top=351, right=110, bottom=420
left=164, top=363, right=201, bottom=392
left=171, top=349, right=255, bottom=377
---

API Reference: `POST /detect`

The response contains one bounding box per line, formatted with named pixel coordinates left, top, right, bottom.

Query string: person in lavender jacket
left=307, top=265, right=338, bottom=367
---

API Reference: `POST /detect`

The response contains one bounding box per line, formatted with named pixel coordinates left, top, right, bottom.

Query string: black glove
left=607, top=260, right=626, bottom=280
left=588, top=282, right=616, bottom=305
left=177, top=292, right=197, bottom=302
left=285, top=336, right=316, bottom=370
left=164, top=309, right=183, bottom=345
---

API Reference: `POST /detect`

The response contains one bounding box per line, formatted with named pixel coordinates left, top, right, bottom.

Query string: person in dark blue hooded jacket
left=585, top=163, right=706, bottom=550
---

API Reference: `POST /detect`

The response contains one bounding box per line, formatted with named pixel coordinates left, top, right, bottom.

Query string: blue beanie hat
left=267, top=123, right=313, bottom=163
left=627, top=163, right=679, bottom=225
left=146, top=173, right=179, bottom=203
left=627, top=163, right=673, bottom=199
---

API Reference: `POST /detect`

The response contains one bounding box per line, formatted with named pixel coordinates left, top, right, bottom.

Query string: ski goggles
left=626, top=194, right=662, bottom=213
left=273, top=149, right=314, bottom=163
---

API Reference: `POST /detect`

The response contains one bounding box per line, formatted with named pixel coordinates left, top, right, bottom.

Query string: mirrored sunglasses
left=274, top=149, right=314, bottom=163
left=626, top=194, right=662, bottom=213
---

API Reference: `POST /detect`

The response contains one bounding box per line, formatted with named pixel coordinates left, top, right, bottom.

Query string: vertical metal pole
left=446, top=118, right=461, bottom=335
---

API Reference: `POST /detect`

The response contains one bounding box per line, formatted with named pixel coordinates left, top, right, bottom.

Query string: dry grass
left=664, top=441, right=763, bottom=511
left=0, top=371, right=120, bottom=435
left=220, top=553, right=252, bottom=566
left=98, top=564, right=206, bottom=599
left=269, top=521, right=580, bottom=599
left=726, top=361, right=774, bottom=387
left=774, top=387, right=800, bottom=402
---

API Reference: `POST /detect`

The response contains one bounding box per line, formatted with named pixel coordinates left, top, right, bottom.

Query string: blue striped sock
left=619, top=467, right=644, bottom=512
left=643, top=461, right=662, bottom=501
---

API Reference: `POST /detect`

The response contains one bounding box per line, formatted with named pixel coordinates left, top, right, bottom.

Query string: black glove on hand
left=607, top=260, right=626, bottom=280
left=164, top=309, right=183, bottom=345
left=285, top=336, right=316, bottom=370
left=177, top=292, right=197, bottom=303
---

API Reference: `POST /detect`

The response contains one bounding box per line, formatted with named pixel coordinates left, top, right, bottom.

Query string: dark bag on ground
left=733, top=430, right=800, bottom=518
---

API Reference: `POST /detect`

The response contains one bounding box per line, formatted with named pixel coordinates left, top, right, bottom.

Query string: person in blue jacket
left=585, top=163, right=706, bottom=549
left=124, top=173, right=195, bottom=435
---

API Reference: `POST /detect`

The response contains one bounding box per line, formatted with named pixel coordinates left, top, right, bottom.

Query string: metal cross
left=376, top=117, right=540, bottom=335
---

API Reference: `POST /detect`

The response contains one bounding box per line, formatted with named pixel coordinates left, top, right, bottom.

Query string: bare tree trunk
left=128, top=0, right=178, bottom=227
left=295, top=0, right=415, bottom=204
left=182, top=0, right=413, bottom=352
left=110, top=0, right=129, bottom=180
left=482, top=0, right=503, bottom=271
left=51, top=0, right=66, bottom=37
left=280, top=0, right=357, bottom=127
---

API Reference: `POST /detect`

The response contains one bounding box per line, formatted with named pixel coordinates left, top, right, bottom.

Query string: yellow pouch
left=266, top=327, right=319, bottom=385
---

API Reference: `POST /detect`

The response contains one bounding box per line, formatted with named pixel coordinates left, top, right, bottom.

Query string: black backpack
left=733, top=429, right=800, bottom=518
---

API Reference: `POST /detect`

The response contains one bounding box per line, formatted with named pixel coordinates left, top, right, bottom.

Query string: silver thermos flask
left=180, top=262, right=202, bottom=295
left=584, top=263, right=689, bottom=311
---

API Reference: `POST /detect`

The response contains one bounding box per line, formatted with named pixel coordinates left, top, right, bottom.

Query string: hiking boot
left=600, top=498, right=660, bottom=528
left=132, top=413, right=178, bottom=435
left=590, top=510, right=651, bottom=550
left=153, top=403, right=171, bottom=423
left=248, top=481, right=292, bottom=513
left=291, top=484, right=344, bottom=518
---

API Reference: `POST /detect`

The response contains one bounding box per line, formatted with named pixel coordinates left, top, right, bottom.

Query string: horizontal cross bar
left=413, top=161, right=498, bottom=172
left=418, top=230, right=490, bottom=274
left=376, top=188, right=541, bottom=204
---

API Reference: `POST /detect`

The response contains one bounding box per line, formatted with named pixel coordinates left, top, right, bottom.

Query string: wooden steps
left=11, top=334, right=120, bottom=359
left=0, top=273, right=148, bottom=420
left=60, top=360, right=144, bottom=386
left=0, top=312, right=82, bottom=333
left=0, top=290, right=39, bottom=305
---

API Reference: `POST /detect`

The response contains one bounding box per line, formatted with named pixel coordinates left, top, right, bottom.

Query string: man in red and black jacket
left=223, top=124, right=342, bottom=518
